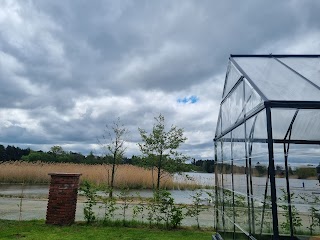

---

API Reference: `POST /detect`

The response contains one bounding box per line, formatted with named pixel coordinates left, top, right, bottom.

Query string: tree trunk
left=110, top=152, right=116, bottom=198
left=157, top=153, right=162, bottom=191
left=151, top=166, right=155, bottom=191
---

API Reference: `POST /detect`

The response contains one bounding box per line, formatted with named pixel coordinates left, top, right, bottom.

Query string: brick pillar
left=46, top=173, right=81, bottom=225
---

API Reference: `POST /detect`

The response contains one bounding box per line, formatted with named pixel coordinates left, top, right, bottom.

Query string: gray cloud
left=0, top=0, right=320, bottom=158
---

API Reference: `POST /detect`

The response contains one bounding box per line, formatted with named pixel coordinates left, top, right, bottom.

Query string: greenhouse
left=214, top=55, right=320, bottom=239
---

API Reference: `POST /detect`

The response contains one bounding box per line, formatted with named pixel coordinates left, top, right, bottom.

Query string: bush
left=80, top=181, right=97, bottom=223
left=295, top=167, right=316, bottom=179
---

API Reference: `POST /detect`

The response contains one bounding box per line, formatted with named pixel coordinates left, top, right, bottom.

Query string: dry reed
left=0, top=161, right=180, bottom=189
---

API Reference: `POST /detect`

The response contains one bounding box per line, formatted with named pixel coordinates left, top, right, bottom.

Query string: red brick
left=46, top=173, right=81, bottom=226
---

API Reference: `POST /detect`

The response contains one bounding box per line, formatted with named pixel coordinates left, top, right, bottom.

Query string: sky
left=1, top=0, right=320, bottom=159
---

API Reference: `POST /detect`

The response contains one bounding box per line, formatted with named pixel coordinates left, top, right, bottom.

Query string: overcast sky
left=1, top=0, right=320, bottom=159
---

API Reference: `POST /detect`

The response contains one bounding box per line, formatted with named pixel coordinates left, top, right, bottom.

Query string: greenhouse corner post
left=266, top=106, right=279, bottom=239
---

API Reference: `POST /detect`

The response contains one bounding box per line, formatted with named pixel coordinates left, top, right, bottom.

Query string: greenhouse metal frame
left=214, top=54, right=320, bottom=239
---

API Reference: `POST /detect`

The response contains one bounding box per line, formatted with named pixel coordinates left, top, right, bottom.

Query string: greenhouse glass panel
left=221, top=80, right=244, bottom=132
left=244, top=78, right=263, bottom=115
left=215, top=112, right=222, bottom=138
left=291, top=109, right=320, bottom=141
left=221, top=134, right=235, bottom=232
left=222, top=61, right=242, bottom=99
left=231, top=124, right=251, bottom=234
left=243, top=109, right=267, bottom=141
left=233, top=57, right=320, bottom=101
left=271, top=109, right=297, bottom=140
left=278, top=57, right=320, bottom=88
left=215, top=139, right=224, bottom=232
left=270, top=109, right=320, bottom=141
left=271, top=142, right=320, bottom=238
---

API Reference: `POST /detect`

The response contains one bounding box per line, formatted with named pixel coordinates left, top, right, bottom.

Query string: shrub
left=295, top=167, right=316, bottom=179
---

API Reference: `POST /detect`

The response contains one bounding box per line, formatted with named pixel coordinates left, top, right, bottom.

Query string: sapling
left=278, top=189, right=302, bottom=234
left=100, top=186, right=118, bottom=222
left=118, top=188, right=133, bottom=224
left=157, top=190, right=185, bottom=229
left=132, top=192, right=146, bottom=222
left=146, top=192, right=159, bottom=226
left=80, top=181, right=97, bottom=223
left=299, top=193, right=320, bottom=235
left=18, top=183, right=25, bottom=221
left=186, top=190, right=208, bottom=229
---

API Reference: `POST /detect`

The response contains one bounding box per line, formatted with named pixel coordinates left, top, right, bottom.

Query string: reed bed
left=0, top=161, right=199, bottom=189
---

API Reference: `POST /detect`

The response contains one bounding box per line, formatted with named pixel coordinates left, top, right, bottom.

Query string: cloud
left=0, top=0, right=320, bottom=159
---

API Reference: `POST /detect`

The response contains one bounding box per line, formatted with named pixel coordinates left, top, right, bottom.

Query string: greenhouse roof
left=215, top=55, right=320, bottom=141
left=224, top=54, right=320, bottom=102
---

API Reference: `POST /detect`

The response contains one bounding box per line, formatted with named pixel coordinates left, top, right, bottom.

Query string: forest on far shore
left=0, top=144, right=317, bottom=179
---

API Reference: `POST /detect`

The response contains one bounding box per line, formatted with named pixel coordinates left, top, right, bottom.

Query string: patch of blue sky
left=177, top=95, right=199, bottom=104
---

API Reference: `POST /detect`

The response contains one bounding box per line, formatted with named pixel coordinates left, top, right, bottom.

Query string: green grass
left=0, top=220, right=213, bottom=240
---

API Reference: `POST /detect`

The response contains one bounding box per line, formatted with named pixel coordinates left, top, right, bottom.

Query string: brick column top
left=48, top=173, right=82, bottom=177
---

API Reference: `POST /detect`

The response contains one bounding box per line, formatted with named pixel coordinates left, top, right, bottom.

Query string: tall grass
left=0, top=161, right=199, bottom=189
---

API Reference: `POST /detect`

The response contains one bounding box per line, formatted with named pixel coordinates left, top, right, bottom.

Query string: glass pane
left=233, top=57, right=320, bottom=101
left=244, top=78, right=263, bottom=115
left=273, top=143, right=320, bottom=237
left=223, top=61, right=242, bottom=98
left=216, top=140, right=225, bottom=232
left=272, top=109, right=320, bottom=141
left=232, top=124, right=250, bottom=235
left=273, top=142, right=319, bottom=238
left=250, top=142, right=273, bottom=238
left=291, top=109, right=320, bottom=141
left=215, top=113, right=222, bottom=138
left=221, top=135, right=234, bottom=232
left=221, top=81, right=244, bottom=132
left=285, top=144, right=320, bottom=237
left=271, top=109, right=297, bottom=140
left=278, top=57, right=320, bottom=89
left=247, top=109, right=267, bottom=141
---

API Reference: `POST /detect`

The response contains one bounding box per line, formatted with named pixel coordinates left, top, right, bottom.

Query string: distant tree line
left=0, top=144, right=30, bottom=161
left=20, top=146, right=132, bottom=165
left=193, top=159, right=215, bottom=173
left=0, top=144, right=197, bottom=173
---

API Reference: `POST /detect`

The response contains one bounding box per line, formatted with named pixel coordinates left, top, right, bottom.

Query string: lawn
left=0, top=220, right=213, bottom=240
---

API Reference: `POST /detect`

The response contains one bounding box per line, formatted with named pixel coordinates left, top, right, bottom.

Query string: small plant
left=255, top=195, right=272, bottom=235
left=157, top=190, right=185, bottom=229
left=145, top=190, right=184, bottom=229
left=117, top=188, right=133, bottom=224
left=186, top=190, right=208, bottom=229
left=18, top=183, right=25, bottom=221
left=300, top=193, right=320, bottom=235
left=278, top=189, right=302, bottom=234
left=80, top=181, right=97, bottom=223
left=146, top=192, right=159, bottom=226
left=100, top=187, right=118, bottom=222
left=132, top=192, right=146, bottom=222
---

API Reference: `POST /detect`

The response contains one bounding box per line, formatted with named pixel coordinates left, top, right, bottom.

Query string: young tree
left=138, top=114, right=187, bottom=191
left=99, top=118, right=128, bottom=198
left=50, top=145, right=65, bottom=156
